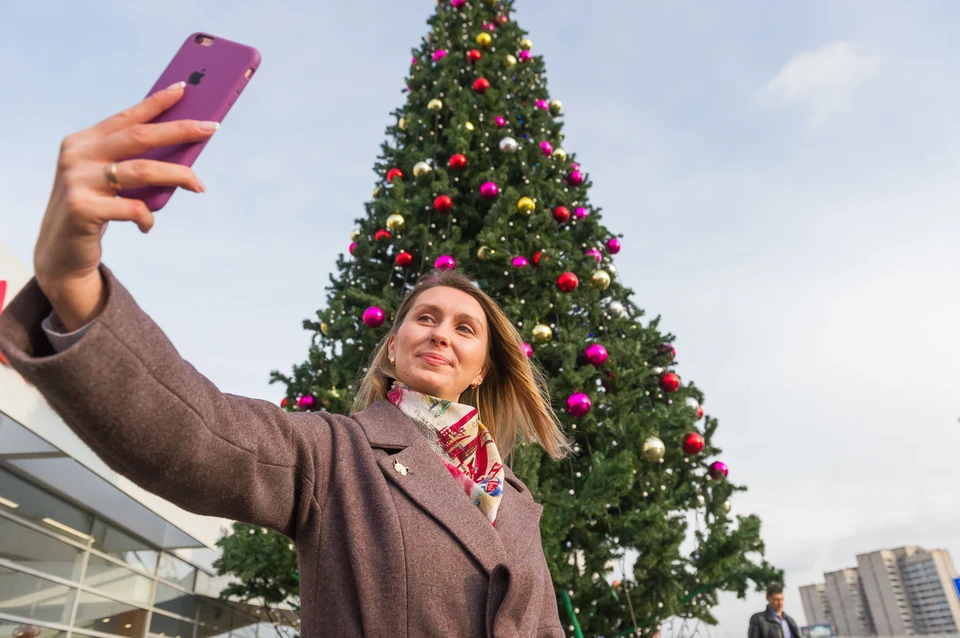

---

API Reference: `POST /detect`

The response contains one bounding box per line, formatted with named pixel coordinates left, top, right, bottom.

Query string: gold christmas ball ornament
left=386, top=213, right=405, bottom=233
left=591, top=269, right=611, bottom=290
left=464, top=121, right=475, bottom=131
left=532, top=323, right=553, bottom=343
left=476, top=32, right=493, bottom=47
left=549, top=99, right=563, bottom=115
left=477, top=245, right=496, bottom=260
left=505, top=54, right=517, bottom=67
left=520, top=38, right=533, bottom=50
left=412, top=161, right=432, bottom=178
left=723, top=500, right=732, bottom=513
left=320, top=322, right=329, bottom=336
left=517, top=196, right=536, bottom=213
left=398, top=117, right=406, bottom=130
left=427, top=98, right=443, bottom=112
left=552, top=147, right=567, bottom=161
left=641, top=436, right=666, bottom=462
left=349, top=229, right=361, bottom=241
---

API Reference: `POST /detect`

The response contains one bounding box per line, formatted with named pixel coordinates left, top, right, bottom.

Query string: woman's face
left=388, top=286, right=488, bottom=402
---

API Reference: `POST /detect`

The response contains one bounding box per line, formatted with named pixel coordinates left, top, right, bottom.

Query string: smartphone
left=120, top=33, right=261, bottom=211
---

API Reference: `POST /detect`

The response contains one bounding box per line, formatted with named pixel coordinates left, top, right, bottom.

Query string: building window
left=0, top=619, right=68, bottom=638
left=149, top=611, right=196, bottom=638
left=71, top=589, right=148, bottom=638
left=90, top=520, right=160, bottom=576
left=83, top=554, right=154, bottom=606
left=0, top=566, right=76, bottom=626
left=0, top=517, right=84, bottom=581
left=157, top=555, right=196, bottom=592
left=0, top=470, right=93, bottom=544
left=154, top=582, right=199, bottom=620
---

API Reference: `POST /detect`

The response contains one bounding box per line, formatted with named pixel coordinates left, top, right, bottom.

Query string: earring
left=389, top=356, right=396, bottom=365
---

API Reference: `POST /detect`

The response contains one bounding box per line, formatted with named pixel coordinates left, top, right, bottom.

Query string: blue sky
left=2, top=1, right=959, bottom=635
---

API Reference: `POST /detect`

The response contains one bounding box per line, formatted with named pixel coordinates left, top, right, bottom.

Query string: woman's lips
left=419, top=353, right=451, bottom=366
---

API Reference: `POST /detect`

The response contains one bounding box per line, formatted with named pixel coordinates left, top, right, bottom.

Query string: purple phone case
left=120, top=33, right=260, bottom=211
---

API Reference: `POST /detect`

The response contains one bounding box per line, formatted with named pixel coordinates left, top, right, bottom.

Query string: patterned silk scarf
left=387, top=381, right=505, bottom=526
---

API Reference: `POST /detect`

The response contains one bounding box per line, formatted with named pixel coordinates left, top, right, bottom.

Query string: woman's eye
left=458, top=325, right=474, bottom=334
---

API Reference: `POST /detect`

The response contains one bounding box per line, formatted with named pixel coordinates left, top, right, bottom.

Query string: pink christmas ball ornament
left=566, top=392, right=592, bottom=417
left=584, top=344, right=608, bottom=367
left=520, top=50, right=533, bottom=62
left=709, top=461, right=729, bottom=480
left=432, top=50, right=448, bottom=62
left=520, top=342, right=534, bottom=358
left=575, top=207, right=589, bottom=219
left=511, top=256, right=529, bottom=268
left=297, top=395, right=315, bottom=411
left=451, top=0, right=465, bottom=6
left=349, top=242, right=357, bottom=255
left=494, top=115, right=506, bottom=128
left=434, top=255, right=456, bottom=270
left=535, top=98, right=549, bottom=110
left=585, top=248, right=602, bottom=263
left=363, top=306, right=386, bottom=328
left=659, top=343, right=676, bottom=360
left=568, top=170, right=584, bottom=186
left=606, top=237, right=621, bottom=254
left=479, top=181, right=500, bottom=199
left=411, top=56, right=416, bottom=66
left=539, top=141, right=553, bottom=156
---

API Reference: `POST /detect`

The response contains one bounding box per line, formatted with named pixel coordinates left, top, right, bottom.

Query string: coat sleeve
left=0, top=266, right=331, bottom=540
left=749, top=614, right=761, bottom=638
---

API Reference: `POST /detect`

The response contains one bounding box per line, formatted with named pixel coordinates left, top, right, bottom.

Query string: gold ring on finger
left=105, top=162, right=122, bottom=190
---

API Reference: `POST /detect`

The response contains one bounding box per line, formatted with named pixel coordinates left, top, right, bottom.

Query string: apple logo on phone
left=188, top=68, right=206, bottom=85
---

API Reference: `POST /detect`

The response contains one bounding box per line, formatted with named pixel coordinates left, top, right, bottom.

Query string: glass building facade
left=0, top=467, right=275, bottom=638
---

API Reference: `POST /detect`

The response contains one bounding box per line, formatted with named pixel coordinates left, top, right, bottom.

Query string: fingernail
left=166, top=81, right=186, bottom=91
left=198, top=121, right=220, bottom=132
left=197, top=179, right=207, bottom=193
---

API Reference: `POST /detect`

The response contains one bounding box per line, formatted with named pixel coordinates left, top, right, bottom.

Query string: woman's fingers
left=100, top=159, right=205, bottom=193
left=93, top=118, right=219, bottom=161
left=77, top=81, right=189, bottom=144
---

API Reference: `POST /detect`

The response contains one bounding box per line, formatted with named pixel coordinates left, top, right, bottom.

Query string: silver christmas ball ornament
left=499, top=136, right=519, bottom=153
left=608, top=300, right=626, bottom=317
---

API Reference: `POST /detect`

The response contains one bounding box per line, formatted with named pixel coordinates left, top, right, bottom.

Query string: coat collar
left=352, top=400, right=542, bottom=573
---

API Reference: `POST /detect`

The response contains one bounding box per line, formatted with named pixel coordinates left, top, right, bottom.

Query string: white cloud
left=756, top=41, right=880, bottom=128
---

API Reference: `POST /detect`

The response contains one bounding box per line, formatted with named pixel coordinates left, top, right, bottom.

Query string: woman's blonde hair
left=352, top=269, right=570, bottom=461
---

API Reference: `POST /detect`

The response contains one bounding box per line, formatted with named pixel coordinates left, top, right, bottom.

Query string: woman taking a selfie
left=0, top=86, right=569, bottom=637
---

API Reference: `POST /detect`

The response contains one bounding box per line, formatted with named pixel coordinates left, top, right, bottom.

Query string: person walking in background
left=749, top=585, right=801, bottom=638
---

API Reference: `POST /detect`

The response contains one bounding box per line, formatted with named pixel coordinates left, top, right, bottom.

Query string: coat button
left=394, top=461, right=409, bottom=476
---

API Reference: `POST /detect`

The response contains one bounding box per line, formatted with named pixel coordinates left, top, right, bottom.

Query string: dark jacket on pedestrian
left=749, top=607, right=802, bottom=638
left=0, top=266, right=564, bottom=638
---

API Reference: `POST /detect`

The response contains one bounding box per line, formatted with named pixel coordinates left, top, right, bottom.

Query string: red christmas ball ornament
left=466, top=49, right=482, bottom=63
left=375, top=229, right=391, bottom=242
left=363, top=306, right=386, bottom=328
left=280, top=397, right=288, bottom=409
left=557, top=272, right=579, bottom=292
left=386, top=168, right=404, bottom=182
left=533, top=250, right=548, bottom=266
left=682, top=432, right=705, bottom=456
left=472, top=77, right=491, bottom=94
left=448, top=153, right=468, bottom=171
left=395, top=250, right=414, bottom=268
left=434, top=194, right=453, bottom=213
left=658, top=371, right=681, bottom=393
left=553, top=206, right=571, bottom=224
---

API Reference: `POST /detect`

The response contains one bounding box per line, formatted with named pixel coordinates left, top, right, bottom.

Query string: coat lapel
left=354, top=400, right=511, bottom=573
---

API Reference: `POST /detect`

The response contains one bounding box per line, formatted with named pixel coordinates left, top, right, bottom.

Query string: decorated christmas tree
left=216, top=1, right=781, bottom=636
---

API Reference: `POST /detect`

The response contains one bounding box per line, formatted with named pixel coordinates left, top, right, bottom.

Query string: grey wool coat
left=0, top=266, right=564, bottom=638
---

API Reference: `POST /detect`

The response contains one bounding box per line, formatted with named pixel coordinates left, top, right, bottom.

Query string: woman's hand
left=34, top=81, right=217, bottom=331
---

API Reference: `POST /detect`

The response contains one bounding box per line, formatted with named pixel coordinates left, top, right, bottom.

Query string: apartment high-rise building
left=801, top=546, right=960, bottom=637
left=857, top=549, right=915, bottom=636
left=824, top=568, right=873, bottom=637
left=899, top=547, right=960, bottom=634
left=801, top=583, right=833, bottom=626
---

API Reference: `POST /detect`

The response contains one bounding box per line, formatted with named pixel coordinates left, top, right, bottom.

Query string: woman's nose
left=430, top=324, right=451, bottom=346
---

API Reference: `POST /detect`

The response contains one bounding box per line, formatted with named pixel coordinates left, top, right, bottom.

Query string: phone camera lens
left=194, top=35, right=204, bottom=44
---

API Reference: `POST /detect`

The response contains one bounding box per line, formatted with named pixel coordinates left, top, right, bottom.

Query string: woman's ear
left=387, top=336, right=396, bottom=362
